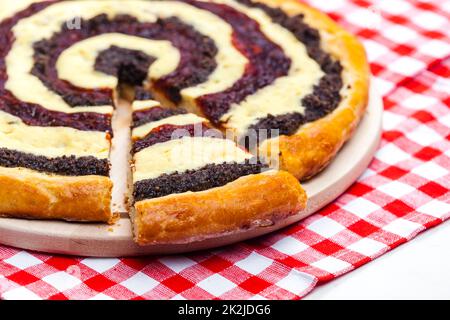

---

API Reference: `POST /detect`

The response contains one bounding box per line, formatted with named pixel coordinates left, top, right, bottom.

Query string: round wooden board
left=0, top=83, right=383, bottom=257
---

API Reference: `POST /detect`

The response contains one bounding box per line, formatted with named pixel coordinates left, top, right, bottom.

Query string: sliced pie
left=0, top=0, right=369, bottom=245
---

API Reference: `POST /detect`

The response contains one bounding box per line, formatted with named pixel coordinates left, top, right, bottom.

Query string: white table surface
left=305, top=220, right=450, bottom=300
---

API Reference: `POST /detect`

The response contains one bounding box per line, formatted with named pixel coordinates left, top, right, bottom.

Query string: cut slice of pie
left=130, top=100, right=306, bottom=245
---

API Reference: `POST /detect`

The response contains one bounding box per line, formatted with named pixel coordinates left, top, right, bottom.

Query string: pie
left=0, top=0, right=369, bottom=245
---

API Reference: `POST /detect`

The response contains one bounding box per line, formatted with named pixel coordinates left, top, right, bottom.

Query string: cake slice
left=130, top=99, right=307, bottom=245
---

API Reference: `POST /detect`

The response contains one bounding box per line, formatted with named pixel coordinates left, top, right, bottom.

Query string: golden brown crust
left=133, top=170, right=306, bottom=245
left=257, top=0, right=370, bottom=180
left=0, top=167, right=114, bottom=223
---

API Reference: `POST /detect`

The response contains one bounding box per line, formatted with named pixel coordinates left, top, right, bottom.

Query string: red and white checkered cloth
left=0, top=0, right=449, bottom=300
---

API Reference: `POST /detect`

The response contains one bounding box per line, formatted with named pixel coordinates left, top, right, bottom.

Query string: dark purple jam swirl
left=31, top=13, right=218, bottom=108
left=238, top=0, right=343, bottom=137
left=184, top=0, right=291, bottom=123
left=133, top=123, right=220, bottom=153
left=0, top=1, right=112, bottom=133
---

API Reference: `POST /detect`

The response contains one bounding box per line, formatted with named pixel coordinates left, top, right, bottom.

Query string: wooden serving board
left=0, top=83, right=383, bottom=257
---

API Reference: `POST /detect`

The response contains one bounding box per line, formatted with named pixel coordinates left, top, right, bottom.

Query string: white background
left=305, top=220, right=450, bottom=299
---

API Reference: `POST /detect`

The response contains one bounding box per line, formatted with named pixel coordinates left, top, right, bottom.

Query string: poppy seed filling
left=133, top=160, right=268, bottom=201
left=95, top=46, right=156, bottom=86
left=0, top=148, right=109, bottom=176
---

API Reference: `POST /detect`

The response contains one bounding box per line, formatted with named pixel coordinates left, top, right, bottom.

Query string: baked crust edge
left=133, top=170, right=307, bottom=245
left=0, top=167, right=114, bottom=223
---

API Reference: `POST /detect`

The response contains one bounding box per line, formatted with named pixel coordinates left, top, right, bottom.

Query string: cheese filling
left=133, top=136, right=252, bottom=182
left=131, top=100, right=163, bottom=112
left=132, top=113, right=206, bottom=140
left=57, top=33, right=180, bottom=89
left=0, top=111, right=110, bottom=159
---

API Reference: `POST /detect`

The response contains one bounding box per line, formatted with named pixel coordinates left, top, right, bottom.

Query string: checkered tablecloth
left=1, top=0, right=449, bottom=300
